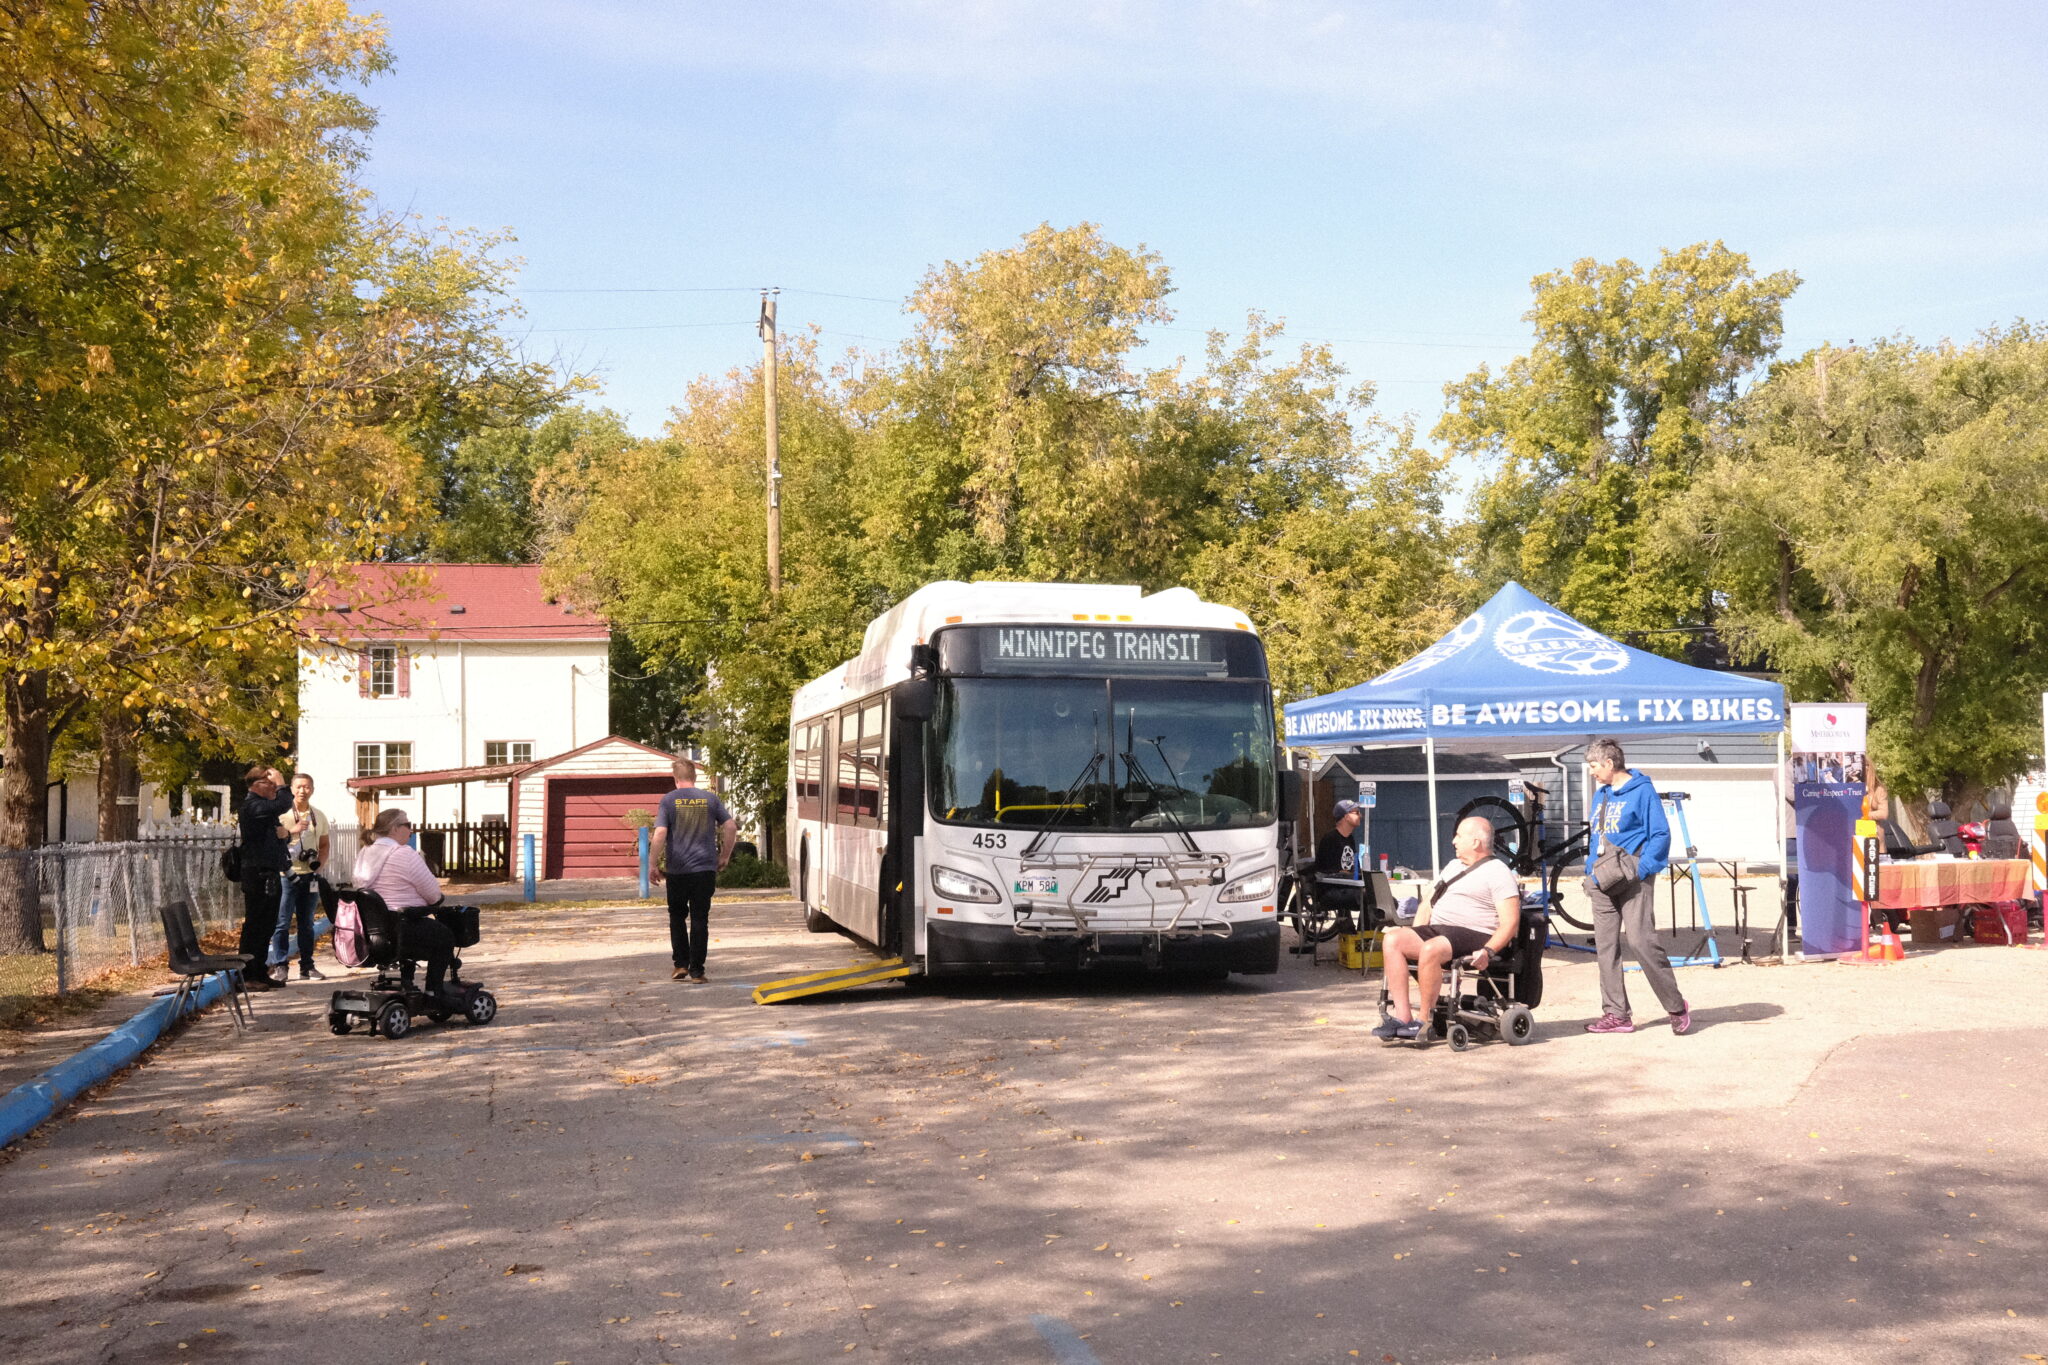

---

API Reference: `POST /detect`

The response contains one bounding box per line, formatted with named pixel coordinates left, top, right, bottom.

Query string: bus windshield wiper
left=1021, top=747, right=1104, bottom=859
left=1122, top=711, right=1199, bottom=853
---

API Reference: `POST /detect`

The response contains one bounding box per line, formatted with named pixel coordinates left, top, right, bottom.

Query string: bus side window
left=858, top=700, right=886, bottom=825
left=836, top=708, right=863, bottom=821
left=792, top=722, right=822, bottom=819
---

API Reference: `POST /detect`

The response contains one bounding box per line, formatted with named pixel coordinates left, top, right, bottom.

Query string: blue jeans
left=269, top=874, right=321, bottom=969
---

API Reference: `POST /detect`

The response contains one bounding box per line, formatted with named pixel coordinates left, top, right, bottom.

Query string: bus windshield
left=930, top=677, right=1276, bottom=830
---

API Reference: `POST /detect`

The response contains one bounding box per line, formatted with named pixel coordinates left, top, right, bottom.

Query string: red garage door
left=545, top=775, right=676, bottom=878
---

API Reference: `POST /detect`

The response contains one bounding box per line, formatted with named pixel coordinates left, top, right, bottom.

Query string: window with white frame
left=367, top=645, right=397, bottom=697
left=483, top=740, right=532, bottom=783
left=354, top=741, right=413, bottom=797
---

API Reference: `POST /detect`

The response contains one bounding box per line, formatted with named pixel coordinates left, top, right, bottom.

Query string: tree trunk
left=0, top=670, right=53, bottom=954
left=97, top=712, right=141, bottom=842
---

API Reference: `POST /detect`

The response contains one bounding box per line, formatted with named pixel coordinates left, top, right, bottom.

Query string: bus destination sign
left=992, top=626, right=1222, bottom=670
left=936, top=623, right=1262, bottom=679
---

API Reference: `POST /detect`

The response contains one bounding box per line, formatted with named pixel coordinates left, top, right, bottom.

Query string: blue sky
left=361, top=1, right=2048, bottom=454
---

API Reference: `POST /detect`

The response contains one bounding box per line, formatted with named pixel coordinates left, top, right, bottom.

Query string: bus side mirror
left=895, top=678, right=935, bottom=723
left=1278, top=770, right=1303, bottom=825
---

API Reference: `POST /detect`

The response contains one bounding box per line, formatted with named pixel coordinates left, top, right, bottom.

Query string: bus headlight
left=930, top=864, right=1000, bottom=904
left=1218, top=866, right=1276, bottom=903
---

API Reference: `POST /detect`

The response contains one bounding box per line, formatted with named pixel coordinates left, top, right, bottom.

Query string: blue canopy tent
left=1284, top=583, right=1788, bottom=882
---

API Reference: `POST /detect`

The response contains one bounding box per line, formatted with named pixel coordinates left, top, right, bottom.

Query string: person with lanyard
left=269, top=771, right=331, bottom=981
left=1374, top=815, right=1521, bottom=1043
left=234, top=765, right=294, bottom=989
left=650, top=757, right=736, bottom=983
left=1583, top=737, right=1690, bottom=1035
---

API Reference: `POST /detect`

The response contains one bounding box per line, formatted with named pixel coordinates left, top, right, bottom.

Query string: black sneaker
left=299, top=964, right=326, bottom=981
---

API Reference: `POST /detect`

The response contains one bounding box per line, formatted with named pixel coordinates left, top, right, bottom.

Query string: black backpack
left=219, top=844, right=243, bottom=883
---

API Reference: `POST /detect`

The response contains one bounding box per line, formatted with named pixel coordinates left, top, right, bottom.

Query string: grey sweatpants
left=1589, top=878, right=1685, bottom=1018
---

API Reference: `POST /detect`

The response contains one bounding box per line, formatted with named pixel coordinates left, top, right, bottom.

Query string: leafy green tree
left=850, top=222, right=1180, bottom=591
left=1170, top=323, right=1463, bottom=700
left=544, top=335, right=866, bottom=841
left=1663, top=329, right=2048, bottom=810
left=421, top=405, right=633, bottom=564
left=606, top=633, right=704, bottom=756
left=855, top=229, right=1461, bottom=695
left=1441, top=242, right=1799, bottom=640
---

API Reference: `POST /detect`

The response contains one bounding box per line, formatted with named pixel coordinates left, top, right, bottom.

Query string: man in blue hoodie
left=1584, top=738, right=1690, bottom=1034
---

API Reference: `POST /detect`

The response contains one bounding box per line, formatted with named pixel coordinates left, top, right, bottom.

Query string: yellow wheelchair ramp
left=751, top=956, right=915, bottom=1005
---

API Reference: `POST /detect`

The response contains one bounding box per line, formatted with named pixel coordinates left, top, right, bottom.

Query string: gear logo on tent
left=1369, top=611, right=1487, bottom=686
left=1493, top=610, right=1629, bottom=676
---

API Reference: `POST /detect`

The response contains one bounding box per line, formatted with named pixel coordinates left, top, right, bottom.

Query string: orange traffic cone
left=1882, top=928, right=1905, bottom=961
left=1862, top=929, right=1884, bottom=961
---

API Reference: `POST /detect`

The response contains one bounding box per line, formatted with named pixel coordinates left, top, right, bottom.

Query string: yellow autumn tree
left=0, top=1, right=568, bottom=950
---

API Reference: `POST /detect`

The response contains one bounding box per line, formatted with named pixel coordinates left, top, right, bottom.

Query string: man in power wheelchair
left=1376, top=815, right=1543, bottom=1049
left=324, top=809, right=498, bottom=1040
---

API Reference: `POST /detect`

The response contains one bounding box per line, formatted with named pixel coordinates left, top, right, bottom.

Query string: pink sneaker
left=1585, top=1012, right=1635, bottom=1034
left=1669, top=1004, right=1692, bottom=1035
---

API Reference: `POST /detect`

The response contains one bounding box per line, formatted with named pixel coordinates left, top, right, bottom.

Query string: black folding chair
left=154, top=899, right=255, bottom=1032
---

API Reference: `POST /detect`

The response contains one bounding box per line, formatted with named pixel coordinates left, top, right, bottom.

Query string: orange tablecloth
left=1874, top=858, right=2031, bottom=910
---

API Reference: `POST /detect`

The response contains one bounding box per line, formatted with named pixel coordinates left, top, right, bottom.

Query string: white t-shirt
left=1430, top=857, right=1520, bottom=934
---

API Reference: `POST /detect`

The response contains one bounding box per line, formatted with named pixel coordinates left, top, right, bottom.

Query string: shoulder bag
left=1589, top=790, right=1639, bottom=894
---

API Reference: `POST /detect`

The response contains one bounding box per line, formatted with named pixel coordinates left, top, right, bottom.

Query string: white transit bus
left=787, top=581, right=1281, bottom=977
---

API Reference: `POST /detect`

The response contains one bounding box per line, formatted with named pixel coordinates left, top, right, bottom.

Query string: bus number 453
left=971, top=832, right=1008, bottom=850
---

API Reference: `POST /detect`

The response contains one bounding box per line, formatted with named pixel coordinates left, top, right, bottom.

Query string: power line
left=522, top=285, right=900, bottom=305
left=520, top=320, right=755, bottom=334
left=523, top=285, right=761, bottom=295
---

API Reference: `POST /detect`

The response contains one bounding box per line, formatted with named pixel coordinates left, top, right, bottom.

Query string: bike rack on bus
left=1009, top=848, right=1233, bottom=942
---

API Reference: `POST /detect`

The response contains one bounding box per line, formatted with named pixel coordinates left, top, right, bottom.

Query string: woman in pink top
left=354, top=809, right=460, bottom=1001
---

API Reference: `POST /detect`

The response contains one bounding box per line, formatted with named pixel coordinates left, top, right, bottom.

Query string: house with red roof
left=298, top=563, right=618, bottom=837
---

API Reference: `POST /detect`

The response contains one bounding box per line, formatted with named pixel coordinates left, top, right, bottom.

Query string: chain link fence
left=1, top=829, right=237, bottom=995
left=0, top=820, right=390, bottom=1001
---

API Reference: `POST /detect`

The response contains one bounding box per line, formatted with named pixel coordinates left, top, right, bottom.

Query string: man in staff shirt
left=651, top=758, right=736, bottom=984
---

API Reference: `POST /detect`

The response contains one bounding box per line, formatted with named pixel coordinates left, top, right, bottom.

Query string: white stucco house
left=298, top=563, right=612, bottom=830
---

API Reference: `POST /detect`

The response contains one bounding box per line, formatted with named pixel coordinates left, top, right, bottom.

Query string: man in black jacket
left=235, top=766, right=293, bottom=989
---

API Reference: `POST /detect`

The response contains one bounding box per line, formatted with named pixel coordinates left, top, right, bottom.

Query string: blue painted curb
left=0, top=914, right=332, bottom=1151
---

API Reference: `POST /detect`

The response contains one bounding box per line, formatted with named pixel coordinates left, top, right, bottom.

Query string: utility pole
left=759, top=288, right=783, bottom=595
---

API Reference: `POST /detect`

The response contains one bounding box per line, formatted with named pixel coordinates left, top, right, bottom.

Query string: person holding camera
left=235, top=766, right=294, bottom=989
left=269, top=771, right=331, bottom=981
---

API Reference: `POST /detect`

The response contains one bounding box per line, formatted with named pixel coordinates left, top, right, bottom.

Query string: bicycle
left=1456, top=781, right=1595, bottom=932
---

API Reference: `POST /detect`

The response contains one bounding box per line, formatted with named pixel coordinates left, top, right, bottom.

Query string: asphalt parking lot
left=2, top=897, right=2044, bottom=1364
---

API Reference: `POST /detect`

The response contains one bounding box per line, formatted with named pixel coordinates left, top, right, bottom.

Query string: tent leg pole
left=1777, top=729, right=1791, bottom=961
left=1426, top=735, right=1441, bottom=880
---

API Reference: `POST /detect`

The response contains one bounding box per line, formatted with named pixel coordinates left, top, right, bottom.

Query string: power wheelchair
left=1377, top=895, right=1548, bottom=1050
left=322, top=885, right=498, bottom=1040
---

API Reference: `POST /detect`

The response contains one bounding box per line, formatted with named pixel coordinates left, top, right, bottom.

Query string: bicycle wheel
left=1457, top=796, right=1531, bottom=870
left=1279, top=877, right=1341, bottom=945
left=1543, top=861, right=1593, bottom=931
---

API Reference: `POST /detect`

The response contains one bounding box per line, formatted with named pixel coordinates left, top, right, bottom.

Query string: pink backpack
left=332, top=896, right=371, bottom=967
